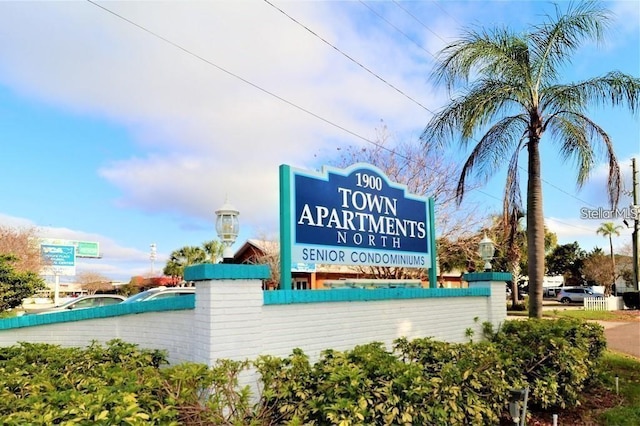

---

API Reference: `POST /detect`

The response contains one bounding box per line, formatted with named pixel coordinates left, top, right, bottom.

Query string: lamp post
left=215, top=200, right=240, bottom=263
left=478, top=233, right=495, bottom=272
left=150, top=243, right=157, bottom=275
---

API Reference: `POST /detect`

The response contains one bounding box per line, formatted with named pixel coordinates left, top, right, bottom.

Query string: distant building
left=233, top=239, right=464, bottom=289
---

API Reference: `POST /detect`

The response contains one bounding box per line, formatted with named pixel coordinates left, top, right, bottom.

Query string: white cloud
left=0, top=2, right=443, bottom=233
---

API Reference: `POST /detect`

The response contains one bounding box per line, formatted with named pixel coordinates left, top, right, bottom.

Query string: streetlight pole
left=150, top=243, right=157, bottom=276
left=632, top=158, right=639, bottom=291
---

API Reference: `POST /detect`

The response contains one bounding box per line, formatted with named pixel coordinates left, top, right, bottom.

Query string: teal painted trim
left=264, top=287, right=490, bottom=304
left=0, top=295, right=195, bottom=331
left=428, top=197, right=437, bottom=288
left=463, top=272, right=513, bottom=282
left=279, top=164, right=292, bottom=290
left=184, top=264, right=270, bottom=281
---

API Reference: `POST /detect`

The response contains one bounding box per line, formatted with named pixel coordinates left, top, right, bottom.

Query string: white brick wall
left=0, top=310, right=195, bottom=365
left=0, top=273, right=506, bottom=369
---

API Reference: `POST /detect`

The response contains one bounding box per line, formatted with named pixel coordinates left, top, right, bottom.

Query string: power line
left=431, top=0, right=464, bottom=28
left=85, top=0, right=381, bottom=147
left=85, top=0, right=505, bottom=205
left=86, top=0, right=601, bottom=218
left=372, top=2, right=594, bottom=206
left=391, top=0, right=448, bottom=44
left=357, top=1, right=436, bottom=59
left=263, top=0, right=434, bottom=113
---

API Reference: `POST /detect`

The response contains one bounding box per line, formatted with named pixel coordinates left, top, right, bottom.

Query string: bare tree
left=583, top=253, right=614, bottom=295
left=333, top=123, right=486, bottom=281
left=0, top=226, right=44, bottom=273
left=76, top=271, right=114, bottom=295
left=237, top=238, right=280, bottom=289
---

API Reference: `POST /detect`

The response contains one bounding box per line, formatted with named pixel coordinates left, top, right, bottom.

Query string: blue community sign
left=279, top=163, right=437, bottom=289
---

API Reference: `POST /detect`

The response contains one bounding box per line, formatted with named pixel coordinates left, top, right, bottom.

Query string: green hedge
left=0, top=318, right=607, bottom=425
left=488, top=318, right=606, bottom=409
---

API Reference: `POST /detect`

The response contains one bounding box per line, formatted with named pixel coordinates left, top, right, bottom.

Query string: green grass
left=598, top=352, right=640, bottom=425
left=545, top=309, right=623, bottom=321
left=506, top=309, right=627, bottom=321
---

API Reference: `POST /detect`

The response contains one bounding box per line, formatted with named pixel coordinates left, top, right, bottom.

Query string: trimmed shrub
left=489, top=318, right=606, bottom=409
left=0, top=318, right=609, bottom=424
left=257, top=341, right=513, bottom=425
left=0, top=340, right=175, bottom=425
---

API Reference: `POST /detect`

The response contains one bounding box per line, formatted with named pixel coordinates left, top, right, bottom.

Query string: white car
left=556, top=287, right=604, bottom=304
left=122, top=286, right=195, bottom=303
left=28, top=294, right=126, bottom=314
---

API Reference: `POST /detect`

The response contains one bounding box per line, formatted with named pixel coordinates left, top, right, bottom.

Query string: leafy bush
left=0, top=319, right=608, bottom=424
left=622, top=291, right=640, bottom=309
left=0, top=340, right=176, bottom=425
left=257, top=341, right=513, bottom=425
left=488, top=318, right=606, bottom=409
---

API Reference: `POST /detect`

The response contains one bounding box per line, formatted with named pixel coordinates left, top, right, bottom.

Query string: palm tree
left=596, top=222, right=622, bottom=295
left=162, top=245, right=207, bottom=281
left=421, top=1, right=640, bottom=318
left=162, top=241, right=225, bottom=281
left=202, top=240, right=224, bottom=263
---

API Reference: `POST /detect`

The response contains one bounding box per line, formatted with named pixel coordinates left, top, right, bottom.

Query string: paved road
left=600, top=321, right=640, bottom=359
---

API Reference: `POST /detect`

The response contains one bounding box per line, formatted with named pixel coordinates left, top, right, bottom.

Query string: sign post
left=280, top=163, right=437, bottom=290
left=40, top=244, right=76, bottom=305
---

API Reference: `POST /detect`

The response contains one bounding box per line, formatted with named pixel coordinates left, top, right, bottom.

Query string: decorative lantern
left=215, top=200, right=239, bottom=262
left=478, top=233, right=495, bottom=271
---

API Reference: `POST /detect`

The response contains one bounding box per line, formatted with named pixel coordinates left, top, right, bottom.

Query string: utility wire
left=86, top=0, right=505, bottom=206
left=263, top=0, right=434, bottom=113
left=86, top=0, right=383, bottom=147
left=358, top=0, right=436, bottom=60
left=87, top=0, right=600, bottom=222
left=368, top=1, right=599, bottom=209
left=391, top=0, right=448, bottom=44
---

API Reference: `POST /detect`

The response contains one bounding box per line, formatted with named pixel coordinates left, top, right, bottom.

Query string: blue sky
left=1, top=1, right=638, bottom=282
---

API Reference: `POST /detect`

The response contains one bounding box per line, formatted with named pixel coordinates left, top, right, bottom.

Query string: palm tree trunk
left=527, top=137, right=545, bottom=318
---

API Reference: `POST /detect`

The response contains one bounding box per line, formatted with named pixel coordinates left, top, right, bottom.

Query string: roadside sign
left=40, top=244, right=76, bottom=276
left=40, top=238, right=100, bottom=258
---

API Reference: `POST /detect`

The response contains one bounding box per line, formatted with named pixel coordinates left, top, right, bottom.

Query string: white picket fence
left=584, top=296, right=625, bottom=311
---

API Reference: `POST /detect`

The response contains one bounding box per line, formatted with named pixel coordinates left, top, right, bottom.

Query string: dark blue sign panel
left=288, top=163, right=431, bottom=268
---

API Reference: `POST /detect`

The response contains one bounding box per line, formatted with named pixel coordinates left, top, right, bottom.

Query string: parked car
left=556, top=287, right=604, bottom=304
left=122, top=286, right=195, bottom=303
left=28, top=294, right=126, bottom=315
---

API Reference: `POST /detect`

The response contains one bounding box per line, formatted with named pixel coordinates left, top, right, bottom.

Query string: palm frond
left=542, top=72, right=640, bottom=115
left=503, top=137, right=526, bottom=227
left=529, top=1, right=612, bottom=90
left=456, top=115, right=527, bottom=203
left=422, top=78, right=526, bottom=148
left=545, top=111, right=620, bottom=207
left=432, top=26, right=531, bottom=93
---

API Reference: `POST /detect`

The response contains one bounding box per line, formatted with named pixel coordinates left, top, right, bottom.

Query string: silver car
left=29, top=294, right=126, bottom=314
left=122, top=286, right=195, bottom=303
left=556, top=287, right=604, bottom=304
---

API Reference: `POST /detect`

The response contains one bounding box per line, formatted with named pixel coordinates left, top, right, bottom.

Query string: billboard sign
left=75, top=241, right=100, bottom=258
left=40, top=239, right=100, bottom=258
left=40, top=244, right=76, bottom=276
